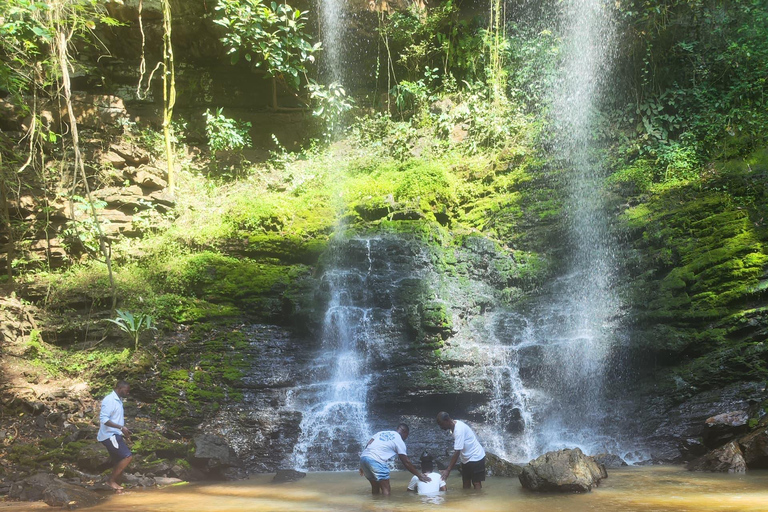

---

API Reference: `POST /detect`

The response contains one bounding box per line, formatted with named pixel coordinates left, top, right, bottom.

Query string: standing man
left=359, top=423, right=431, bottom=496
left=98, top=380, right=133, bottom=493
left=436, top=411, right=486, bottom=489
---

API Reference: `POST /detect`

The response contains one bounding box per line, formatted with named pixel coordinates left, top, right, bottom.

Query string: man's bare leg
left=107, top=455, right=132, bottom=491
left=368, top=479, right=380, bottom=495
left=379, top=479, right=391, bottom=496
left=473, top=481, right=482, bottom=490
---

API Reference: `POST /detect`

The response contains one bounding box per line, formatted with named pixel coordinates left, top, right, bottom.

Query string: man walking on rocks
left=98, top=380, right=132, bottom=493
left=359, top=423, right=431, bottom=495
left=436, top=411, right=486, bottom=489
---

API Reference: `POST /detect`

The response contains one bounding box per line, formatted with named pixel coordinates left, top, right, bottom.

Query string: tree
left=213, top=0, right=321, bottom=108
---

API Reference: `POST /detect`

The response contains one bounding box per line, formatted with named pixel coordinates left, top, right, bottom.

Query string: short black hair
left=116, top=380, right=129, bottom=389
left=397, top=423, right=410, bottom=435
left=420, top=454, right=434, bottom=473
left=437, top=411, right=451, bottom=422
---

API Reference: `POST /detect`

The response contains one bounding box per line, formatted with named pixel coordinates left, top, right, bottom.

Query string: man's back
left=453, top=420, right=485, bottom=463
left=361, top=431, right=407, bottom=463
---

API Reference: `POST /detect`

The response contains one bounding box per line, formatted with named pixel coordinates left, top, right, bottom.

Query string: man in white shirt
left=407, top=455, right=446, bottom=495
left=436, top=411, right=487, bottom=489
left=359, top=423, right=431, bottom=495
left=98, top=381, right=133, bottom=493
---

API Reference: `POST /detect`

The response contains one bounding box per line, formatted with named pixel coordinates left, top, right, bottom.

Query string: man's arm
left=100, top=400, right=131, bottom=438
left=398, top=454, right=431, bottom=483
left=103, top=420, right=132, bottom=438
left=440, top=450, right=461, bottom=481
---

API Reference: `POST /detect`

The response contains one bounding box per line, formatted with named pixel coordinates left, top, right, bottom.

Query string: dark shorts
left=461, top=457, right=486, bottom=485
left=101, top=434, right=132, bottom=462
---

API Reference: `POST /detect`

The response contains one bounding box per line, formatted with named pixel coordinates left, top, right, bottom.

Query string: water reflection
left=13, top=467, right=757, bottom=512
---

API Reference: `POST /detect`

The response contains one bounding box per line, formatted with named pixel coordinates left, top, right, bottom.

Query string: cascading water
left=472, top=312, right=538, bottom=462
left=289, top=234, right=431, bottom=471
left=291, top=237, right=378, bottom=471
left=287, top=0, right=638, bottom=469
left=478, top=0, right=637, bottom=461
left=318, top=0, right=345, bottom=84
left=536, top=0, right=621, bottom=452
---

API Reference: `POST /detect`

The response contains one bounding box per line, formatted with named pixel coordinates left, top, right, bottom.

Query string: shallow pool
left=8, top=466, right=768, bottom=511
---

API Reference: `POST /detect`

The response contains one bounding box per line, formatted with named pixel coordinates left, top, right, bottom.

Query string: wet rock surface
left=485, top=452, right=523, bottom=477
left=519, top=448, right=607, bottom=493
left=703, top=410, right=750, bottom=448
left=687, top=441, right=746, bottom=473
left=590, top=453, right=628, bottom=468
left=191, top=434, right=245, bottom=480
left=738, top=425, right=768, bottom=468
left=273, top=469, right=307, bottom=483
left=42, top=479, right=102, bottom=508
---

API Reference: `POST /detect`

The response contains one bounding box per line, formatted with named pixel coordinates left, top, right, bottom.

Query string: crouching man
left=98, top=380, right=133, bottom=493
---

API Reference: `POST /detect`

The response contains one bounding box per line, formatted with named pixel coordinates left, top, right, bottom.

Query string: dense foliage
left=613, top=0, right=768, bottom=180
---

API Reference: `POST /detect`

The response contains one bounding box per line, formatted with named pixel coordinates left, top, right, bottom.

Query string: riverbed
left=7, top=466, right=767, bottom=511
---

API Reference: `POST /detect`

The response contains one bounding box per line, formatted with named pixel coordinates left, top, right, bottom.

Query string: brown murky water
left=4, top=466, right=768, bottom=511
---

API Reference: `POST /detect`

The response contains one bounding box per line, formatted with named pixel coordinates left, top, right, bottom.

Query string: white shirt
left=408, top=472, right=445, bottom=494
left=97, top=391, right=125, bottom=442
left=452, top=420, right=485, bottom=464
left=360, top=431, right=407, bottom=464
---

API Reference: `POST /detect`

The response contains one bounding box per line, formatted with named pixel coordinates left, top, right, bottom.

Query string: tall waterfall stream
left=287, top=0, right=642, bottom=469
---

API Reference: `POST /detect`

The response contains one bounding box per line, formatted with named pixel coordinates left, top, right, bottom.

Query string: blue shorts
left=360, top=456, right=390, bottom=481
left=101, top=434, right=132, bottom=461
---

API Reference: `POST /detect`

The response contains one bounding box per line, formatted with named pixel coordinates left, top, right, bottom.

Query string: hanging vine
left=161, top=0, right=176, bottom=195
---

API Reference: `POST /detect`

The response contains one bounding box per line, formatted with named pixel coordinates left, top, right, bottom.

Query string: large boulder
left=9, top=472, right=101, bottom=508
left=8, top=473, right=57, bottom=501
left=43, top=480, right=102, bottom=508
left=519, top=448, right=606, bottom=493
left=485, top=452, right=523, bottom=477
left=703, top=411, right=750, bottom=448
left=687, top=441, right=746, bottom=473
left=192, top=434, right=245, bottom=480
left=738, top=426, right=768, bottom=469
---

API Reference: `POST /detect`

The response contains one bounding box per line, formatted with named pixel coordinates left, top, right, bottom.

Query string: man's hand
left=359, top=468, right=364, bottom=477
left=440, top=469, right=450, bottom=481
left=419, top=473, right=431, bottom=483
left=120, top=426, right=132, bottom=439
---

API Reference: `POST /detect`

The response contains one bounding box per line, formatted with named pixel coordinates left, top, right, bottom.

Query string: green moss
left=131, top=431, right=191, bottom=459
left=152, top=324, right=248, bottom=431
left=622, top=148, right=768, bottom=392
left=7, top=438, right=95, bottom=470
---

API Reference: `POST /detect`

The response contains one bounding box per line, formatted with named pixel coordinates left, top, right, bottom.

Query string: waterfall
left=319, top=0, right=345, bottom=84
left=291, top=237, right=376, bottom=471
left=472, top=312, right=538, bottom=462
left=537, top=0, right=621, bottom=452
left=290, top=235, right=425, bottom=471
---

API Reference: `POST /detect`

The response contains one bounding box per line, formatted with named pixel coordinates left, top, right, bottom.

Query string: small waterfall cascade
left=539, top=0, right=621, bottom=452
left=472, top=312, right=538, bottom=462
left=290, top=236, right=401, bottom=471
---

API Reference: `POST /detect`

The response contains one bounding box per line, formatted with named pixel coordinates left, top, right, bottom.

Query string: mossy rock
left=150, top=324, right=249, bottom=433
left=131, top=431, right=191, bottom=459
left=622, top=149, right=768, bottom=393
